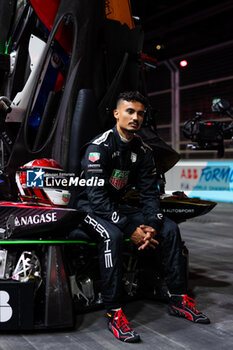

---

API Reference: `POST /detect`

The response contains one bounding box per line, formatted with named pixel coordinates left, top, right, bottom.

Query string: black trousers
left=82, top=205, right=187, bottom=311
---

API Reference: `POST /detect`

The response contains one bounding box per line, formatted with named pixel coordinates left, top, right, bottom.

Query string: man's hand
left=139, top=225, right=156, bottom=237
left=138, top=224, right=158, bottom=250
left=130, top=226, right=159, bottom=251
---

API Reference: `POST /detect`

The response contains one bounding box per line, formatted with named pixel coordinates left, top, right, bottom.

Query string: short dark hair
left=116, top=91, right=148, bottom=109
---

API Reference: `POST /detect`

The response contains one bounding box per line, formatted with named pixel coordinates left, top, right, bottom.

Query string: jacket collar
left=113, top=125, right=135, bottom=147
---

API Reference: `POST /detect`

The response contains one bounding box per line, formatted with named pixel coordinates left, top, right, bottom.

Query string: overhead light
left=155, top=44, right=165, bottom=50
left=179, top=60, right=188, bottom=67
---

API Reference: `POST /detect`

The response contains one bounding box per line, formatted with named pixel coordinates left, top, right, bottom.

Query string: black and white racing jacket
left=76, top=125, right=164, bottom=235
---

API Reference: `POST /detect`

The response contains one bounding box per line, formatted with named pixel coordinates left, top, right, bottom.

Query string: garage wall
left=146, top=40, right=233, bottom=160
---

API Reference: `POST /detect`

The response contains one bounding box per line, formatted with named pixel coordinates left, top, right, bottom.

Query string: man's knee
left=84, top=213, right=124, bottom=245
left=108, top=227, right=124, bottom=244
left=159, top=217, right=182, bottom=242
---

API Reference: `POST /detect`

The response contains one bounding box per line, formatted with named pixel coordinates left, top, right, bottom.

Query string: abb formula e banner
left=165, top=161, right=233, bottom=203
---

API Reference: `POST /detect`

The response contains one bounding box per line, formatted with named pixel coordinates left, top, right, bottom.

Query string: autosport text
left=162, top=208, right=194, bottom=213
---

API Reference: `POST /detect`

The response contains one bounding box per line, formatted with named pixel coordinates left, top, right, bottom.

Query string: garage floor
left=1, top=202, right=233, bottom=350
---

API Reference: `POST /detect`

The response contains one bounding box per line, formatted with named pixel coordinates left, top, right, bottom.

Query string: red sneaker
left=168, top=294, right=210, bottom=324
left=107, top=309, right=140, bottom=342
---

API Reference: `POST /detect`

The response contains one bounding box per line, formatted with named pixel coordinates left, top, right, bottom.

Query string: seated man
left=76, top=91, right=210, bottom=343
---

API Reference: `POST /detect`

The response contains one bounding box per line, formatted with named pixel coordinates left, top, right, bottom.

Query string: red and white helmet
left=15, top=158, right=71, bottom=207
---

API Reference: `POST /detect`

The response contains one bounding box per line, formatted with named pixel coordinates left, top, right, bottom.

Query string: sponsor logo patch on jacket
left=109, top=169, right=130, bottom=190
left=130, top=152, right=137, bottom=163
left=89, top=152, right=100, bottom=163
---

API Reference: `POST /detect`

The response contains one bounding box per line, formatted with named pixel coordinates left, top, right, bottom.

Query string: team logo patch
left=130, top=152, right=137, bottom=163
left=157, top=213, right=163, bottom=220
left=109, top=169, right=130, bottom=190
left=89, top=152, right=100, bottom=163
left=111, top=211, right=119, bottom=223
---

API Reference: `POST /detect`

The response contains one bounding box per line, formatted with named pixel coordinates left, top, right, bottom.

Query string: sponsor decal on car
left=62, top=193, right=70, bottom=203
left=0, top=291, right=13, bottom=322
left=14, top=212, right=57, bottom=226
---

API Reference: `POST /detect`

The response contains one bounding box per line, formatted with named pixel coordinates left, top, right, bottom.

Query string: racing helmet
left=15, top=158, right=71, bottom=206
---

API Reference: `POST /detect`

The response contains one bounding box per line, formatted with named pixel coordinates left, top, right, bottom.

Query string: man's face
left=114, top=100, right=145, bottom=135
